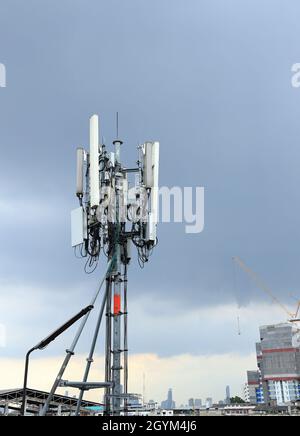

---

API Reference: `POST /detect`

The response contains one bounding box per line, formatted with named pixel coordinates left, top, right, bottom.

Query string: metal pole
left=112, top=271, right=122, bottom=414
left=75, top=285, right=109, bottom=415
left=104, top=277, right=112, bottom=415
left=20, top=305, right=93, bottom=416
left=111, top=139, right=123, bottom=415
left=21, top=347, right=36, bottom=416
left=123, top=263, right=128, bottom=415
left=40, top=259, right=113, bottom=416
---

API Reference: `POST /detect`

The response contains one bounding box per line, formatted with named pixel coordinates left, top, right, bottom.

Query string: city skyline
left=1, top=0, right=300, bottom=407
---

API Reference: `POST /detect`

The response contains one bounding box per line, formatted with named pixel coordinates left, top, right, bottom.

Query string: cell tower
left=40, top=114, right=159, bottom=416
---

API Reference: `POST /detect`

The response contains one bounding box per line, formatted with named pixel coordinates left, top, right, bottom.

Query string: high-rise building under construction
left=256, top=323, right=300, bottom=404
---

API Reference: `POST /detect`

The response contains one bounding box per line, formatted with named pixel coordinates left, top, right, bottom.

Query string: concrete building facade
left=257, top=323, right=300, bottom=405
left=244, top=370, right=264, bottom=404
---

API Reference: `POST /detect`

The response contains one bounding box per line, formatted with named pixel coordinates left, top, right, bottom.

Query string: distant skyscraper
left=161, top=388, right=175, bottom=409
left=205, top=397, right=213, bottom=408
left=226, top=385, right=231, bottom=404
left=194, top=398, right=202, bottom=408
left=188, top=398, right=194, bottom=408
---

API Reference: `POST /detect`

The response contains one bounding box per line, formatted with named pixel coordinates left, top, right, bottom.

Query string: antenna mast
left=41, top=114, right=160, bottom=416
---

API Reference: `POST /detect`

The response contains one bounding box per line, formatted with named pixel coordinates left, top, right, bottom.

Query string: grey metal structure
left=0, top=388, right=103, bottom=416
left=41, top=114, right=159, bottom=416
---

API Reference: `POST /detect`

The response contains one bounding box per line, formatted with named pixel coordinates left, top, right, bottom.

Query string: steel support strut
left=40, top=259, right=113, bottom=416
left=75, top=283, right=109, bottom=415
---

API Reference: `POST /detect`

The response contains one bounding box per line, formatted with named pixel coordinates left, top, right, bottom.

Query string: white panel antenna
left=149, top=141, right=160, bottom=241
left=71, top=207, right=87, bottom=247
left=143, top=142, right=154, bottom=188
left=76, top=147, right=84, bottom=198
left=143, top=141, right=159, bottom=241
left=89, top=115, right=100, bottom=208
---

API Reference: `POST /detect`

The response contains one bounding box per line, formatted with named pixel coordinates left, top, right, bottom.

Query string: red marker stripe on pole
left=114, top=295, right=121, bottom=315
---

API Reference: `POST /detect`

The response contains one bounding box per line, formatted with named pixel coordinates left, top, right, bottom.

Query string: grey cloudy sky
left=1, top=0, right=300, bottom=401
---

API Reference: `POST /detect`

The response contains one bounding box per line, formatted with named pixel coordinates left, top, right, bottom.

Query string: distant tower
left=142, top=373, right=146, bottom=405
left=194, top=398, right=202, bottom=408
left=205, top=397, right=213, bottom=409
left=226, top=385, right=231, bottom=404
left=161, top=388, right=175, bottom=409
left=188, top=398, right=194, bottom=408
left=167, top=388, right=174, bottom=409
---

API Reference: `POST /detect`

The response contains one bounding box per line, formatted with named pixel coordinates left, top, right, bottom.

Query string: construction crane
left=289, top=294, right=300, bottom=320
left=237, top=315, right=241, bottom=335
left=232, top=256, right=300, bottom=323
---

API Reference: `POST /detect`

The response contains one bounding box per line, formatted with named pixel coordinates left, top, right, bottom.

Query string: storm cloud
left=0, top=0, right=300, bottom=394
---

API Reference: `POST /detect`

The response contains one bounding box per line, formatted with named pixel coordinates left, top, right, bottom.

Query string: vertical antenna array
left=42, top=114, right=160, bottom=416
